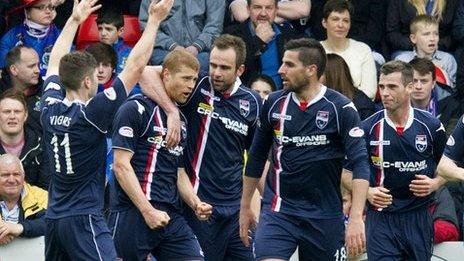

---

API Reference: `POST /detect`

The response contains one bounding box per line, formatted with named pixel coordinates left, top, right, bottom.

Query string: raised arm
left=119, top=0, right=174, bottom=92
left=46, top=0, right=101, bottom=78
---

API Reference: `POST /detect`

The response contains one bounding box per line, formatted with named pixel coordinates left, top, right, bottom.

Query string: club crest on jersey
left=415, top=135, right=427, bottom=152
left=239, top=99, right=250, bottom=117
left=316, top=111, right=329, bottom=129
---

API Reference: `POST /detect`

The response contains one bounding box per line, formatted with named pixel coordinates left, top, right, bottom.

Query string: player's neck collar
left=384, top=105, right=414, bottom=131
left=290, top=85, right=326, bottom=107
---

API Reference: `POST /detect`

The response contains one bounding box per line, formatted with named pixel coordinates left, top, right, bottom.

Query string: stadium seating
left=76, top=14, right=142, bottom=50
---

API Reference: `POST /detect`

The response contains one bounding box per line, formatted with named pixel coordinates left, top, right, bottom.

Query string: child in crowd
left=396, top=15, right=457, bottom=88
left=96, top=8, right=132, bottom=73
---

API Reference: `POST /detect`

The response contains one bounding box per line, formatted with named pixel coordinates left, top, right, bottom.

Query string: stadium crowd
left=1, top=0, right=464, bottom=260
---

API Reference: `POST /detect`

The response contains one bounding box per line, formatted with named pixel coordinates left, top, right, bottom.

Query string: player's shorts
left=184, top=204, right=253, bottom=261
left=366, top=207, right=433, bottom=261
left=107, top=203, right=204, bottom=261
left=45, top=214, right=117, bottom=261
left=254, top=210, right=345, bottom=261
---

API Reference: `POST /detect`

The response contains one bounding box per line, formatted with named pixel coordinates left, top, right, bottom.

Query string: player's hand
left=345, top=217, right=366, bottom=257
left=409, top=175, right=440, bottom=197
left=165, top=109, right=181, bottom=148
left=142, top=208, right=170, bottom=229
left=239, top=206, right=257, bottom=247
left=185, top=46, right=199, bottom=57
left=148, top=0, right=174, bottom=23
left=71, top=0, right=102, bottom=24
left=194, top=202, right=213, bottom=221
left=367, top=187, right=392, bottom=209
left=255, top=22, right=275, bottom=43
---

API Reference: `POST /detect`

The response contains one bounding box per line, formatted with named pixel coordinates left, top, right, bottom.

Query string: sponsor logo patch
left=446, top=136, right=455, bottom=146
left=103, top=87, right=117, bottom=101
left=119, top=126, right=134, bottom=138
left=349, top=127, right=364, bottom=137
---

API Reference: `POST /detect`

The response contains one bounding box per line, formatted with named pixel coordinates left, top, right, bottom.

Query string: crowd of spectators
left=1, top=0, right=464, bottom=256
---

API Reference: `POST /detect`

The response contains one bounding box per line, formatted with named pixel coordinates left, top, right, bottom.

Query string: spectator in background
left=249, top=74, right=276, bottom=100
left=0, top=46, right=42, bottom=134
left=320, top=0, right=377, bottom=100
left=138, top=0, right=225, bottom=74
left=396, top=15, right=457, bottom=88
left=229, top=0, right=311, bottom=35
left=323, top=53, right=376, bottom=120
left=0, top=153, right=47, bottom=245
left=409, top=58, right=451, bottom=117
left=225, top=0, right=301, bottom=89
left=86, top=42, right=118, bottom=91
left=431, top=186, right=460, bottom=243
left=386, top=0, right=460, bottom=59
left=0, top=0, right=62, bottom=77
left=97, top=8, right=132, bottom=74
left=0, top=89, right=48, bottom=190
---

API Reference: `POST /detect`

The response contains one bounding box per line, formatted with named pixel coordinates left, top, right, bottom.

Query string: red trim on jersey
left=374, top=122, right=382, bottom=187
left=142, top=108, right=161, bottom=195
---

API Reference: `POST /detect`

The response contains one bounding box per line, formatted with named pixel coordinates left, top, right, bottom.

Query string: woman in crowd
left=320, top=0, right=377, bottom=100
left=248, top=74, right=276, bottom=101
left=323, top=53, right=376, bottom=120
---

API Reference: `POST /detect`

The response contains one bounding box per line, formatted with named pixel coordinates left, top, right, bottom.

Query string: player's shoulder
left=237, top=85, right=261, bottom=106
left=120, top=94, right=154, bottom=114
left=361, top=110, right=385, bottom=132
left=323, top=87, right=358, bottom=111
left=413, top=108, right=444, bottom=131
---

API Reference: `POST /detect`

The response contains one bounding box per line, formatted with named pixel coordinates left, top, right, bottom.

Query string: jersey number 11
left=51, top=133, right=75, bottom=174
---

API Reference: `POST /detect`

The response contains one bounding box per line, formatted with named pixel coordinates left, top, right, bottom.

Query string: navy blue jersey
left=444, top=115, right=464, bottom=163
left=246, top=86, right=370, bottom=219
left=180, top=76, right=261, bottom=206
left=362, top=108, right=446, bottom=212
left=40, top=75, right=127, bottom=219
left=111, top=95, right=188, bottom=210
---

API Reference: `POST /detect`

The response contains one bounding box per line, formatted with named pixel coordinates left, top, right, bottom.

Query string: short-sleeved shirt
left=361, top=108, right=447, bottom=212
left=111, top=94, right=188, bottom=210
left=40, top=75, right=127, bottom=219
left=180, top=76, right=261, bottom=206
left=246, top=86, right=370, bottom=219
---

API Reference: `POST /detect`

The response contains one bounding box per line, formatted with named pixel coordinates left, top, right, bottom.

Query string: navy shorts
left=45, top=214, right=117, bottom=261
left=254, top=210, right=345, bottom=261
left=107, top=204, right=204, bottom=261
left=366, top=208, right=433, bottom=261
left=184, top=205, right=253, bottom=261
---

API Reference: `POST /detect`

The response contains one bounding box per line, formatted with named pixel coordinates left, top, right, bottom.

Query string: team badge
left=415, top=135, right=427, bottom=152
left=349, top=127, right=364, bottom=137
left=239, top=99, right=250, bottom=117
left=316, top=111, right=329, bottom=129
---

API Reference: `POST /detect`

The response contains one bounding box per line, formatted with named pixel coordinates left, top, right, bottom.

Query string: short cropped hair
left=0, top=89, right=28, bottom=113
left=163, top=50, right=200, bottom=74
left=284, top=38, right=327, bottom=78
left=211, top=34, right=247, bottom=70
left=5, top=45, right=34, bottom=74
left=323, top=0, right=354, bottom=20
left=410, top=14, right=439, bottom=34
left=380, top=60, right=414, bottom=86
left=59, top=51, right=98, bottom=91
left=86, top=43, right=118, bottom=70
left=96, top=8, right=124, bottom=29
left=409, top=57, right=436, bottom=80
